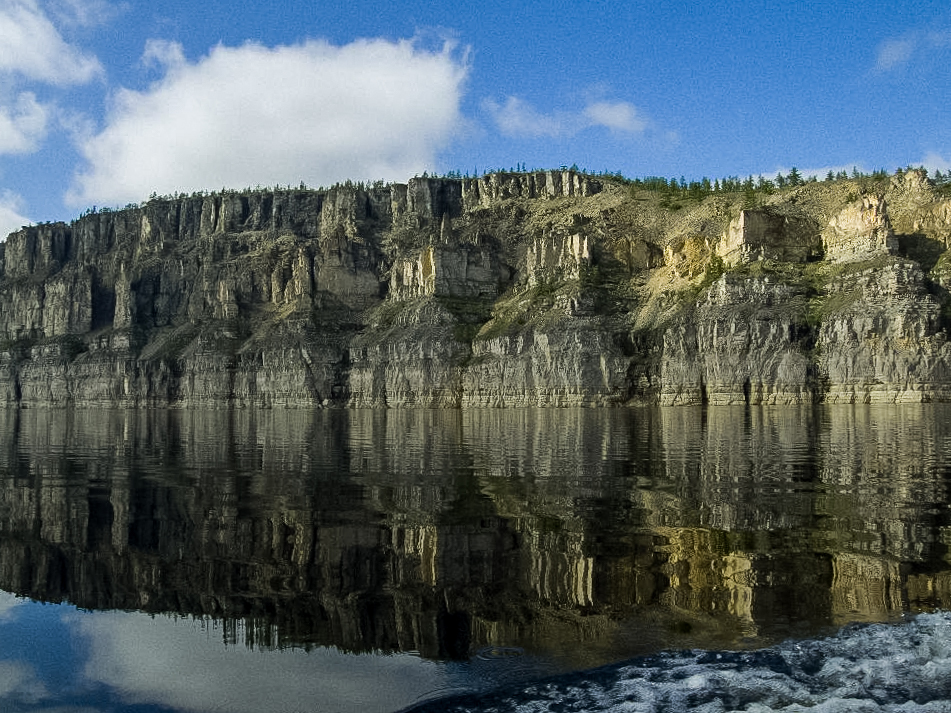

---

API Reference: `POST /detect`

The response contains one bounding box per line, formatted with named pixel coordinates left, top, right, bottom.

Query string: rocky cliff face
left=3, top=168, right=951, bottom=407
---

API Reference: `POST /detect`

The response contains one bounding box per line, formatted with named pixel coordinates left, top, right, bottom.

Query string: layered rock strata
left=3, top=169, right=951, bottom=407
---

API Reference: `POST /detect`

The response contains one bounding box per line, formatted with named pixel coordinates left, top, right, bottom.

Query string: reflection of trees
left=0, top=405, right=948, bottom=662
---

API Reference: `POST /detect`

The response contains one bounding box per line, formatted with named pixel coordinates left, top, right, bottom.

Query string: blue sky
left=1, top=0, right=950, bottom=237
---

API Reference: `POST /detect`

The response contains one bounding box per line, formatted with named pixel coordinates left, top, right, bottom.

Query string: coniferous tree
left=743, top=185, right=757, bottom=209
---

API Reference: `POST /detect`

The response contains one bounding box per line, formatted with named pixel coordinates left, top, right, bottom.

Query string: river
left=0, top=405, right=948, bottom=711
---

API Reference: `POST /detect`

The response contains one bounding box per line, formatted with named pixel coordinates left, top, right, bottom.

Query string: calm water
left=0, top=405, right=949, bottom=711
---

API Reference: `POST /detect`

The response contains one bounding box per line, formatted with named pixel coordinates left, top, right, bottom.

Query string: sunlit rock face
left=817, top=260, right=951, bottom=404
left=822, top=195, right=897, bottom=263
left=717, top=209, right=820, bottom=266
left=4, top=169, right=951, bottom=407
left=660, top=275, right=816, bottom=406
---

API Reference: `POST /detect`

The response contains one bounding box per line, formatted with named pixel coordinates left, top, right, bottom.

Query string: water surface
left=0, top=405, right=949, bottom=711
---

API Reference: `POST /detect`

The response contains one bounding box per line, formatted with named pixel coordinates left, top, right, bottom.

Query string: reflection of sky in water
left=0, top=591, right=457, bottom=713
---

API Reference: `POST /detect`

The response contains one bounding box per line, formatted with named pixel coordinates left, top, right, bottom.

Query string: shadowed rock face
left=3, top=168, right=951, bottom=407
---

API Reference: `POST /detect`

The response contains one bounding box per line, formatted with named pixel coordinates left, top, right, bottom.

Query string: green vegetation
left=475, top=279, right=566, bottom=341
left=69, top=162, right=947, bottom=222
left=437, top=296, right=494, bottom=343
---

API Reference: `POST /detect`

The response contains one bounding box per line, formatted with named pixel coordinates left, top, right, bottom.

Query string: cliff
left=3, top=168, right=951, bottom=407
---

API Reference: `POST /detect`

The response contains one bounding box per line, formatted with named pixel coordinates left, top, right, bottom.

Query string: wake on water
left=405, top=611, right=951, bottom=712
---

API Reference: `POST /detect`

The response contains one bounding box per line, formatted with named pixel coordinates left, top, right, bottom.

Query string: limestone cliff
left=3, top=168, right=951, bottom=407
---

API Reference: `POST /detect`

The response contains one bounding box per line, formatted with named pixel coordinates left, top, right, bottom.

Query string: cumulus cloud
left=68, top=38, right=468, bottom=207
left=484, top=95, right=647, bottom=139
left=0, top=189, right=32, bottom=240
left=0, top=0, right=102, bottom=85
left=0, top=91, right=48, bottom=154
left=583, top=101, right=647, bottom=133
left=141, top=38, right=186, bottom=71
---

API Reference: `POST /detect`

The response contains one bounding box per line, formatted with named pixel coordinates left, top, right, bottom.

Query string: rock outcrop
left=823, top=194, right=897, bottom=263
left=717, top=209, right=820, bottom=265
left=3, top=169, right=951, bottom=407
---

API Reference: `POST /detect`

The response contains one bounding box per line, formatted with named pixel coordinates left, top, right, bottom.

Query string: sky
left=1, top=0, right=950, bottom=238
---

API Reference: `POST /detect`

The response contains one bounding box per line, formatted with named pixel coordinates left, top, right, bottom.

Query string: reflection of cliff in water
left=0, top=406, right=949, bottom=662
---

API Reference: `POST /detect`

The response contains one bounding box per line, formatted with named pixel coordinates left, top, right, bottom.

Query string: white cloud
left=0, top=91, right=48, bottom=154
left=0, top=0, right=102, bottom=85
left=482, top=96, right=575, bottom=138
left=920, top=151, right=951, bottom=171
left=583, top=101, right=646, bottom=133
left=0, top=189, right=32, bottom=240
left=484, top=95, right=647, bottom=139
left=875, top=29, right=951, bottom=72
left=68, top=38, right=468, bottom=207
left=46, top=0, right=116, bottom=28
left=141, top=38, right=186, bottom=72
left=920, top=152, right=951, bottom=173
left=875, top=36, right=916, bottom=71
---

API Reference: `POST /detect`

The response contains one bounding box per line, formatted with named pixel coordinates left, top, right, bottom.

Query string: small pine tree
left=743, top=186, right=758, bottom=209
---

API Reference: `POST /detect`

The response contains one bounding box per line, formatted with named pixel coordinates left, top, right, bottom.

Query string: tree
left=826, top=170, right=835, bottom=182
left=776, top=172, right=787, bottom=189
left=743, top=185, right=758, bottom=209
left=787, top=167, right=803, bottom=186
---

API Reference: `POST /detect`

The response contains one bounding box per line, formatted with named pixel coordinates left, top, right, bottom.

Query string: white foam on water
left=408, top=611, right=951, bottom=712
